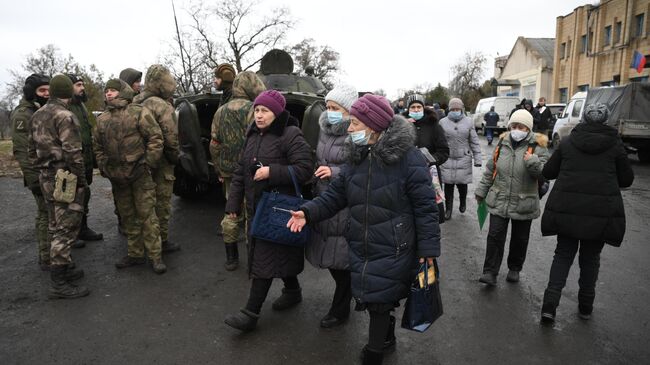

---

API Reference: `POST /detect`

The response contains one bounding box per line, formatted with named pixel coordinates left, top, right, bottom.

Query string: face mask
left=34, top=95, right=48, bottom=107
left=448, top=111, right=463, bottom=121
left=350, top=129, right=370, bottom=145
left=409, top=111, right=424, bottom=120
left=510, top=129, right=529, bottom=142
left=327, top=111, right=343, bottom=124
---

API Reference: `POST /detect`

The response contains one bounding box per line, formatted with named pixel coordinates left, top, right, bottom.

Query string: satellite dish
left=260, top=49, right=294, bottom=75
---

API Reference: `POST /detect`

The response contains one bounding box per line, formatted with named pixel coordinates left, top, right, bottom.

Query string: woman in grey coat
left=439, top=97, right=482, bottom=220
left=306, top=84, right=357, bottom=328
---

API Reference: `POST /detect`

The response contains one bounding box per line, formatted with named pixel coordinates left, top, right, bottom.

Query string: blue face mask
left=327, top=111, right=343, bottom=124
left=350, top=130, right=370, bottom=145
left=448, top=111, right=463, bottom=121
left=409, top=111, right=424, bottom=120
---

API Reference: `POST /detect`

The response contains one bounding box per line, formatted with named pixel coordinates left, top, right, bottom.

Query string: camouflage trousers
left=152, top=162, right=174, bottom=243
left=113, top=172, right=161, bottom=260
left=221, top=177, right=246, bottom=244
left=41, top=185, right=85, bottom=266
left=31, top=190, right=50, bottom=262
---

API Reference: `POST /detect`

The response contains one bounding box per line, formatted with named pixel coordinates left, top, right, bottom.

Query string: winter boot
left=506, top=270, right=520, bottom=283
left=77, top=215, right=103, bottom=241
left=39, top=258, right=51, bottom=272
left=272, top=287, right=303, bottom=311
left=541, top=288, right=561, bottom=324
left=361, top=346, right=384, bottom=365
left=162, top=240, right=181, bottom=253
left=445, top=201, right=453, bottom=220
left=48, top=265, right=90, bottom=299
left=115, top=255, right=146, bottom=269
left=224, top=308, right=259, bottom=332
left=383, top=315, right=396, bottom=353
left=151, top=258, right=167, bottom=274
left=459, top=197, right=467, bottom=213
left=479, top=272, right=497, bottom=286
left=224, top=242, right=239, bottom=271
left=72, top=240, right=86, bottom=249
left=62, top=264, right=84, bottom=281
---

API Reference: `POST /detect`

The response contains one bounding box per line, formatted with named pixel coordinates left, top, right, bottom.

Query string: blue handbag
left=401, top=259, right=443, bottom=332
left=250, top=166, right=309, bottom=247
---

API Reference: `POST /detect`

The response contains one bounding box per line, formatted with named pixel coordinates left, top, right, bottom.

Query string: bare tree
left=287, top=38, right=340, bottom=89
left=449, top=51, right=487, bottom=99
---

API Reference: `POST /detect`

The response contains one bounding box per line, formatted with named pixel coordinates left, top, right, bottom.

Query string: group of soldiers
left=9, top=64, right=202, bottom=299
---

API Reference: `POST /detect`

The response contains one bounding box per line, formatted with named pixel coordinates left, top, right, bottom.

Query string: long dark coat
left=541, top=122, right=634, bottom=246
left=301, top=115, right=441, bottom=305
left=225, top=111, right=313, bottom=278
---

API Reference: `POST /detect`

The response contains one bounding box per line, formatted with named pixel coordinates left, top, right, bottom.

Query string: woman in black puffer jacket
left=288, top=94, right=441, bottom=365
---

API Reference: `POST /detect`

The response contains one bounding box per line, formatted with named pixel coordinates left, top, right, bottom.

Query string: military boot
left=115, top=256, right=146, bottom=269
left=48, top=265, right=90, bottom=300
left=224, top=309, right=259, bottom=332
left=272, top=287, right=302, bottom=311
left=361, top=346, right=384, bottom=365
left=151, top=257, right=167, bottom=274
left=78, top=215, right=103, bottom=241
left=39, top=258, right=51, bottom=272
left=162, top=240, right=181, bottom=253
left=224, top=242, right=239, bottom=271
left=72, top=240, right=86, bottom=249
left=62, top=264, right=85, bottom=281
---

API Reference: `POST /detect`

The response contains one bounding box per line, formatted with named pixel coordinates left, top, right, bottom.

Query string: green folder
left=477, top=200, right=488, bottom=230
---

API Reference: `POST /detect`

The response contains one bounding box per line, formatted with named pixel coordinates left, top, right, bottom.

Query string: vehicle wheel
left=638, top=149, right=650, bottom=163
left=552, top=134, right=560, bottom=148
left=173, top=172, right=209, bottom=199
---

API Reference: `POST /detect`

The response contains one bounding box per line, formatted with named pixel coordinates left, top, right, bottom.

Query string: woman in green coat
left=474, top=109, right=549, bottom=286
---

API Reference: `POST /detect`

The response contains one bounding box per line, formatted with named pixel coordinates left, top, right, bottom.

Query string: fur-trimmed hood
left=498, top=131, right=549, bottom=148
left=345, top=115, right=416, bottom=165
left=318, top=110, right=350, bottom=137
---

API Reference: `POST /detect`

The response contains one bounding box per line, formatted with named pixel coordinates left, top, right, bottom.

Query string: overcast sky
left=0, top=0, right=591, bottom=99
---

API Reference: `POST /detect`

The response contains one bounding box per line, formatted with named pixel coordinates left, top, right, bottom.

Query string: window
left=635, top=13, right=645, bottom=38
left=578, top=84, right=590, bottom=92
left=630, top=76, right=649, bottom=83
left=604, top=25, right=612, bottom=46
left=589, top=31, right=594, bottom=52
left=615, top=21, right=622, bottom=44
left=580, top=35, right=587, bottom=53
left=572, top=100, right=584, bottom=118
left=560, top=42, right=566, bottom=59
left=601, top=80, right=616, bottom=86
left=559, top=88, right=568, bottom=103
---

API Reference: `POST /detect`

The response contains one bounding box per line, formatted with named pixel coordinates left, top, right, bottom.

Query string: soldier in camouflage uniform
left=11, top=74, right=50, bottom=270
left=94, top=79, right=167, bottom=274
left=119, top=68, right=143, bottom=95
left=29, top=74, right=89, bottom=299
left=210, top=71, right=266, bottom=270
left=66, top=74, right=103, bottom=243
left=133, top=65, right=180, bottom=253
left=214, top=63, right=237, bottom=105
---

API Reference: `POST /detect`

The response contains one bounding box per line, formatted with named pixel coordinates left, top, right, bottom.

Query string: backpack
left=492, top=137, right=549, bottom=198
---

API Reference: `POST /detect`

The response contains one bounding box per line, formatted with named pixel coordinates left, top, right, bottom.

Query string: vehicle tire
left=638, top=149, right=650, bottom=163
left=173, top=171, right=209, bottom=199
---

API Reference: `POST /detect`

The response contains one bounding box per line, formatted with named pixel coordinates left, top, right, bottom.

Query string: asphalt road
left=1, top=137, right=649, bottom=364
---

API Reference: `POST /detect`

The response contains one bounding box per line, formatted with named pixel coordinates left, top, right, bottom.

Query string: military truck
left=173, top=49, right=327, bottom=198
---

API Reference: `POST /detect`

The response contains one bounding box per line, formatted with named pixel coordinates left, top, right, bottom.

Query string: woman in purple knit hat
left=288, top=94, right=441, bottom=364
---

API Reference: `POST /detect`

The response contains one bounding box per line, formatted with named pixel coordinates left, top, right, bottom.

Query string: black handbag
left=401, top=259, right=443, bottom=332
left=250, top=166, right=309, bottom=247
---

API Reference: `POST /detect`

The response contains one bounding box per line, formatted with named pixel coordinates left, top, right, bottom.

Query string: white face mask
left=510, top=129, right=529, bottom=142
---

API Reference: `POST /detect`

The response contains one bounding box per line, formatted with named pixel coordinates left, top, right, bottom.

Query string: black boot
left=383, top=315, right=396, bottom=353
left=224, top=242, right=239, bottom=271
left=541, top=288, right=560, bottom=324
left=459, top=197, right=466, bottom=213
left=445, top=201, right=453, bottom=220
left=578, top=290, right=594, bottom=320
left=361, top=346, right=384, bottom=365
left=272, top=287, right=303, bottom=310
left=479, top=272, right=497, bottom=286
left=78, top=215, right=103, bottom=241
left=62, top=264, right=85, bottom=281
left=224, top=309, right=259, bottom=332
left=49, top=265, right=90, bottom=299
left=162, top=240, right=181, bottom=253
left=444, top=186, right=453, bottom=220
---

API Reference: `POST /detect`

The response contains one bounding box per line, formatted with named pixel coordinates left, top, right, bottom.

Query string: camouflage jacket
left=10, top=98, right=41, bottom=188
left=210, top=71, right=266, bottom=177
left=68, top=101, right=96, bottom=173
left=133, top=65, right=179, bottom=166
left=94, top=96, right=163, bottom=187
left=28, top=98, right=87, bottom=186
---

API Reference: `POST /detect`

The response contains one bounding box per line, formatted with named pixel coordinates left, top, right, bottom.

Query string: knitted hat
left=583, top=103, right=609, bottom=124
left=350, top=94, right=394, bottom=132
left=215, top=63, right=236, bottom=83
left=23, top=73, right=50, bottom=101
left=49, top=74, right=73, bottom=99
left=448, top=97, right=464, bottom=110
left=119, top=68, right=142, bottom=86
left=508, top=109, right=534, bottom=131
left=254, top=90, right=286, bottom=117
left=66, top=73, right=84, bottom=84
left=325, top=84, right=358, bottom=111
left=406, top=94, right=425, bottom=108
left=105, top=79, right=123, bottom=91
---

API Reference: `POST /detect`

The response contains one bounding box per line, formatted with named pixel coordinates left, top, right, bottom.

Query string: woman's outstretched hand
left=287, top=210, right=306, bottom=232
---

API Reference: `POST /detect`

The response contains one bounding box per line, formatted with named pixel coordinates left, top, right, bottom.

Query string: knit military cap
left=350, top=94, right=394, bottom=132
left=105, top=79, right=123, bottom=91
left=406, top=94, right=425, bottom=108
left=448, top=97, right=464, bottom=110
left=215, top=63, right=236, bottom=83
left=583, top=103, right=609, bottom=124
left=119, top=68, right=142, bottom=86
left=49, top=74, right=74, bottom=99
left=325, top=84, right=358, bottom=112
left=508, top=109, right=534, bottom=131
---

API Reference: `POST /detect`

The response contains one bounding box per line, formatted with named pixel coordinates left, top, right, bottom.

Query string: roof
left=523, top=38, right=556, bottom=67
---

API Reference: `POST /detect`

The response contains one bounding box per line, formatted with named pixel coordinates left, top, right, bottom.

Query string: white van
left=472, top=96, right=520, bottom=133
left=551, top=92, right=587, bottom=146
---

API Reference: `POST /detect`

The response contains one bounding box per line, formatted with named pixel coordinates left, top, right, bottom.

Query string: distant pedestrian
left=439, top=97, right=482, bottom=220
left=483, top=106, right=499, bottom=145
left=535, top=97, right=552, bottom=136
left=214, top=63, right=237, bottom=105
left=119, top=68, right=143, bottom=95
left=475, top=110, right=549, bottom=286
left=523, top=99, right=541, bottom=130
left=433, top=103, right=446, bottom=120
left=539, top=103, right=634, bottom=324
left=393, top=98, right=406, bottom=114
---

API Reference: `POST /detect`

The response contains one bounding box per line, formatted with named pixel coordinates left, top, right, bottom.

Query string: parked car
left=545, top=102, right=566, bottom=139
left=551, top=92, right=587, bottom=147
left=172, top=49, right=326, bottom=198
left=471, top=96, right=520, bottom=134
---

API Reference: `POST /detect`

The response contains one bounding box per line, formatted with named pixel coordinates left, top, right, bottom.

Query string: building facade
left=552, top=0, right=650, bottom=103
left=494, top=37, right=556, bottom=102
